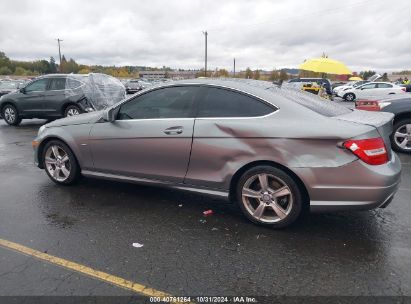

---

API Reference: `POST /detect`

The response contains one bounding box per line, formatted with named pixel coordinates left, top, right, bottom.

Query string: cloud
left=1, top=0, right=410, bottom=72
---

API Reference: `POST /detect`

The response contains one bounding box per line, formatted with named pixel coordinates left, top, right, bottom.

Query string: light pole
left=202, top=31, right=208, bottom=77
left=233, top=58, right=236, bottom=78
left=56, top=38, right=63, bottom=72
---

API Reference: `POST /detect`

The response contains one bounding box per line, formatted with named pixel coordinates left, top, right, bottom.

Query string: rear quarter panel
left=184, top=110, right=374, bottom=190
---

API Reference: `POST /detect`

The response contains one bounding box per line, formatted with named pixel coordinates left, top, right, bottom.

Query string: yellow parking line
left=0, top=238, right=178, bottom=301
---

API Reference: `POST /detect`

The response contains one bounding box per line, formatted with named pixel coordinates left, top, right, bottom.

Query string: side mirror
left=20, top=88, right=26, bottom=94
left=103, top=108, right=116, bottom=122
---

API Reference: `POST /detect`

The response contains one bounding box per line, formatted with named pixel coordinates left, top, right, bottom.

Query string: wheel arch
left=37, top=136, right=79, bottom=169
left=393, top=112, right=411, bottom=125
left=228, top=160, right=310, bottom=210
left=61, top=102, right=81, bottom=116
left=343, top=92, right=356, bottom=100
left=1, top=101, right=20, bottom=114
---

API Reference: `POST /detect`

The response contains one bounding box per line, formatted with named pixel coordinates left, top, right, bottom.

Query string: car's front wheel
left=42, top=140, right=80, bottom=184
left=2, top=104, right=22, bottom=126
left=343, top=93, right=356, bottom=101
left=391, top=118, right=411, bottom=153
left=236, top=166, right=303, bottom=228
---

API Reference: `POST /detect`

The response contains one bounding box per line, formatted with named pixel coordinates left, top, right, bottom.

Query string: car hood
left=45, top=111, right=103, bottom=128
left=334, top=85, right=351, bottom=91
left=0, top=91, right=20, bottom=98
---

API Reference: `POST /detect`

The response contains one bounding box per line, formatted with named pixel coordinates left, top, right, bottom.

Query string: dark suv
left=356, top=96, right=411, bottom=153
left=0, top=75, right=93, bottom=125
left=0, top=73, right=125, bottom=126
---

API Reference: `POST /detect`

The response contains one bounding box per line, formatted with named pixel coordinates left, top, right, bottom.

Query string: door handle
left=163, top=126, right=183, bottom=135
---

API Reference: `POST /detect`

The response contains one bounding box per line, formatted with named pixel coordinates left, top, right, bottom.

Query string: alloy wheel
left=44, top=145, right=71, bottom=182
left=4, top=107, right=16, bottom=123
left=241, top=173, right=293, bottom=223
left=394, top=124, right=411, bottom=151
left=66, top=108, right=80, bottom=116
left=345, top=93, right=354, bottom=101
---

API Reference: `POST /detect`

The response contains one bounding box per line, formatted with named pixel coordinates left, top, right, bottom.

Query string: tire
left=391, top=118, right=411, bottom=154
left=343, top=93, right=356, bottom=101
left=236, top=166, right=303, bottom=228
left=42, top=140, right=80, bottom=185
left=64, top=105, right=82, bottom=117
left=2, top=104, right=22, bottom=126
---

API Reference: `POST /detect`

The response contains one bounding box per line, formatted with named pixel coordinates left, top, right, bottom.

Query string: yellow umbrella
left=299, top=57, right=352, bottom=75
left=348, top=76, right=363, bottom=81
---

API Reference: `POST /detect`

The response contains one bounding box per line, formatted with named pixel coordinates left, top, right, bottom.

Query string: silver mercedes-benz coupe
left=32, top=79, right=401, bottom=228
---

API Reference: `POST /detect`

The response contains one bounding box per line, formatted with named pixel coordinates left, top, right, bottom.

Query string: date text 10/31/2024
left=149, top=296, right=257, bottom=303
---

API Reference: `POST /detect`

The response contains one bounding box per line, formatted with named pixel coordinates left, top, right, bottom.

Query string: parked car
left=333, top=80, right=369, bottom=96
left=288, top=78, right=332, bottom=95
left=337, top=82, right=406, bottom=101
left=356, top=96, right=411, bottom=153
left=331, top=81, right=348, bottom=90
left=0, top=80, right=20, bottom=97
left=32, top=79, right=401, bottom=228
left=0, top=73, right=126, bottom=126
left=125, top=79, right=144, bottom=94
left=395, top=82, right=411, bottom=93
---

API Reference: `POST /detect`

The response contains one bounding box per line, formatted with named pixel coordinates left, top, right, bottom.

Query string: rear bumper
left=293, top=152, right=402, bottom=212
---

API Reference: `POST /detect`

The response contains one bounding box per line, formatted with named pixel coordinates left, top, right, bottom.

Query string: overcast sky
left=1, top=0, right=410, bottom=72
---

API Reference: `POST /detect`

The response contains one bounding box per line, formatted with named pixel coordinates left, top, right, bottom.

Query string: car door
left=184, top=86, right=277, bottom=189
left=376, top=83, right=395, bottom=97
left=42, top=77, right=67, bottom=115
left=18, top=78, right=49, bottom=115
left=88, top=85, right=201, bottom=183
left=356, top=83, right=377, bottom=99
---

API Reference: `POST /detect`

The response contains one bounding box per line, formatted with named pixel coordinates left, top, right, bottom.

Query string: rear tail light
left=401, top=87, right=406, bottom=92
left=343, top=138, right=388, bottom=165
left=355, top=100, right=380, bottom=111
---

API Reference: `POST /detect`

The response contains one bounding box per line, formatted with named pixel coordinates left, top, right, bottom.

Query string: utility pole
left=233, top=58, right=236, bottom=78
left=202, top=31, right=208, bottom=77
left=56, top=38, right=63, bottom=73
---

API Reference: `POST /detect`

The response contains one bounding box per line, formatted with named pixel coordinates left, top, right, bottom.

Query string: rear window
left=273, top=87, right=352, bottom=117
left=198, top=87, right=276, bottom=118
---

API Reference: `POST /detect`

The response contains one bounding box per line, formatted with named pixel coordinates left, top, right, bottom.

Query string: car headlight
left=38, top=125, right=46, bottom=135
left=379, top=102, right=391, bottom=109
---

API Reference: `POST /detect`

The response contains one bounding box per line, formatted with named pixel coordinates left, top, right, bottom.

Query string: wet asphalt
left=0, top=113, right=410, bottom=299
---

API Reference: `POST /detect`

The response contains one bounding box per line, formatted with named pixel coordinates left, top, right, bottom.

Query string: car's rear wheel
left=64, top=105, right=82, bottom=117
left=42, top=140, right=80, bottom=184
left=2, top=104, right=22, bottom=126
left=236, top=166, right=303, bottom=228
left=391, top=118, right=411, bottom=154
left=343, top=93, right=355, bottom=101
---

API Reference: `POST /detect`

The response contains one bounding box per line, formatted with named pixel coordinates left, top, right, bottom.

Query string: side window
left=48, top=78, right=66, bottom=90
left=377, top=83, right=392, bottom=88
left=359, top=83, right=376, bottom=90
left=197, top=87, right=275, bottom=118
left=66, top=78, right=83, bottom=89
left=25, top=79, right=49, bottom=93
left=117, top=86, right=199, bottom=120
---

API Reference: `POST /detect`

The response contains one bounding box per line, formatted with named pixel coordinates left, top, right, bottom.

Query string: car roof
left=146, top=78, right=351, bottom=117
left=379, top=96, right=411, bottom=103
left=37, top=74, right=68, bottom=78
